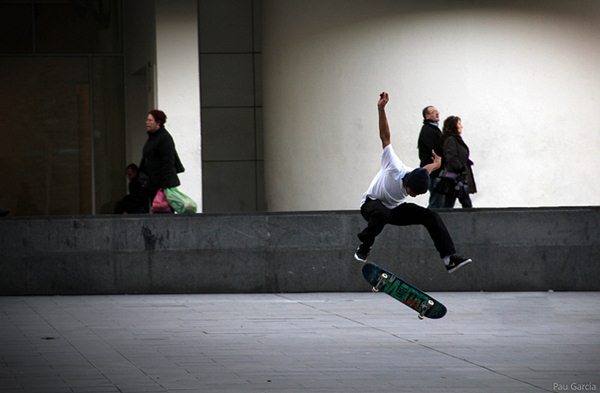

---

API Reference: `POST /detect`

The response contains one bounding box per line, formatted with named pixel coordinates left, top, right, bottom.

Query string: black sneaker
left=354, top=244, right=370, bottom=262
left=446, top=255, right=472, bottom=273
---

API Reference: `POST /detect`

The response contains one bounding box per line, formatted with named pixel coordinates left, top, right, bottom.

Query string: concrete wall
left=262, top=0, right=600, bottom=211
left=1, top=207, right=598, bottom=295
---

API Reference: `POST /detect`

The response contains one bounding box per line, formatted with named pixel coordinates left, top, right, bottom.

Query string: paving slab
left=1, top=292, right=599, bottom=393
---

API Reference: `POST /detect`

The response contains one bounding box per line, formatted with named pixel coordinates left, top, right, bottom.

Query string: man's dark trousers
left=357, top=198, right=456, bottom=258
left=428, top=176, right=446, bottom=208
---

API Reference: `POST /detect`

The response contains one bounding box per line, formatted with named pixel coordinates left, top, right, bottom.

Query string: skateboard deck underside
left=362, top=262, right=447, bottom=319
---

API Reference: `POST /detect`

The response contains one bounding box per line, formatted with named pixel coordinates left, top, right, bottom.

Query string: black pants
left=444, top=192, right=472, bottom=209
left=427, top=177, right=446, bottom=209
left=357, top=198, right=456, bottom=258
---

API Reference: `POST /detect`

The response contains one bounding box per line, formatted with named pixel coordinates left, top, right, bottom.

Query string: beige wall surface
left=262, top=0, right=600, bottom=210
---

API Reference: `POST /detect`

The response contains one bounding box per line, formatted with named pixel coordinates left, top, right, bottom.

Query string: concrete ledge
left=0, top=207, right=598, bottom=294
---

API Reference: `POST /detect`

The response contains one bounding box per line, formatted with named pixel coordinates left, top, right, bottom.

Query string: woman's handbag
left=164, top=187, right=197, bottom=214
left=150, top=189, right=172, bottom=213
left=432, top=170, right=459, bottom=196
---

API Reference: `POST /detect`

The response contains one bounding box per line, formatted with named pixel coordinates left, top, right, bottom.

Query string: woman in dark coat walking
left=441, top=116, right=476, bottom=208
left=139, top=109, right=184, bottom=209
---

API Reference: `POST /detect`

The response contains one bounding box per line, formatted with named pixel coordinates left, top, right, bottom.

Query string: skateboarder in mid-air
left=354, top=92, right=472, bottom=273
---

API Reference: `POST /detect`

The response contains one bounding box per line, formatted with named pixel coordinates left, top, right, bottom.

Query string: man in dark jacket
left=139, top=110, right=184, bottom=209
left=417, top=106, right=445, bottom=208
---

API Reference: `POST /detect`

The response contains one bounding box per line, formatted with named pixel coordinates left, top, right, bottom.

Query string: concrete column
left=155, top=0, right=203, bottom=211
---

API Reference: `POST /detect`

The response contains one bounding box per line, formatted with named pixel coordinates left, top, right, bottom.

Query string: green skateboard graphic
left=362, top=262, right=447, bottom=319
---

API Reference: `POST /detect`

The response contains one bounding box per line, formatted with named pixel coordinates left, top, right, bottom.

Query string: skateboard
left=361, top=262, right=447, bottom=319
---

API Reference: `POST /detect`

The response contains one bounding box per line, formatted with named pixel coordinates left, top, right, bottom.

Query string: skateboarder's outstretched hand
left=377, top=92, right=389, bottom=110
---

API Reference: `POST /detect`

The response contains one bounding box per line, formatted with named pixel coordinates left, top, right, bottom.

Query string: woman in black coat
left=139, top=109, right=184, bottom=208
left=441, top=116, right=476, bottom=208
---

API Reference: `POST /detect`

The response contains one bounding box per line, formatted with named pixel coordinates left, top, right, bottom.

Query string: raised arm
left=377, top=92, right=391, bottom=149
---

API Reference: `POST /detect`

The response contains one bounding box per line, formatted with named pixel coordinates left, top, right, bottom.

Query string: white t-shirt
left=360, top=144, right=414, bottom=209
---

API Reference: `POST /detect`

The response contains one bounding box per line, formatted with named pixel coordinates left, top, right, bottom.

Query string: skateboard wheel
left=372, top=287, right=379, bottom=293
left=427, top=300, right=434, bottom=307
left=372, top=273, right=388, bottom=293
left=418, top=315, right=424, bottom=320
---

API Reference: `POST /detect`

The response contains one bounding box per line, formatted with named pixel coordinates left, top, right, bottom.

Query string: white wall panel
left=263, top=0, right=600, bottom=210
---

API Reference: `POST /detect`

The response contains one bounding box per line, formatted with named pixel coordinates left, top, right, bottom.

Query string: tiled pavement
left=0, top=292, right=599, bottom=393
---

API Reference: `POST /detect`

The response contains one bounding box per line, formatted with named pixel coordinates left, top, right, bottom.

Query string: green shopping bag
left=164, top=187, right=197, bottom=214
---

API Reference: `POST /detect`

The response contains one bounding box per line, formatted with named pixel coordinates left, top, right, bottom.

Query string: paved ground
left=0, top=292, right=599, bottom=393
